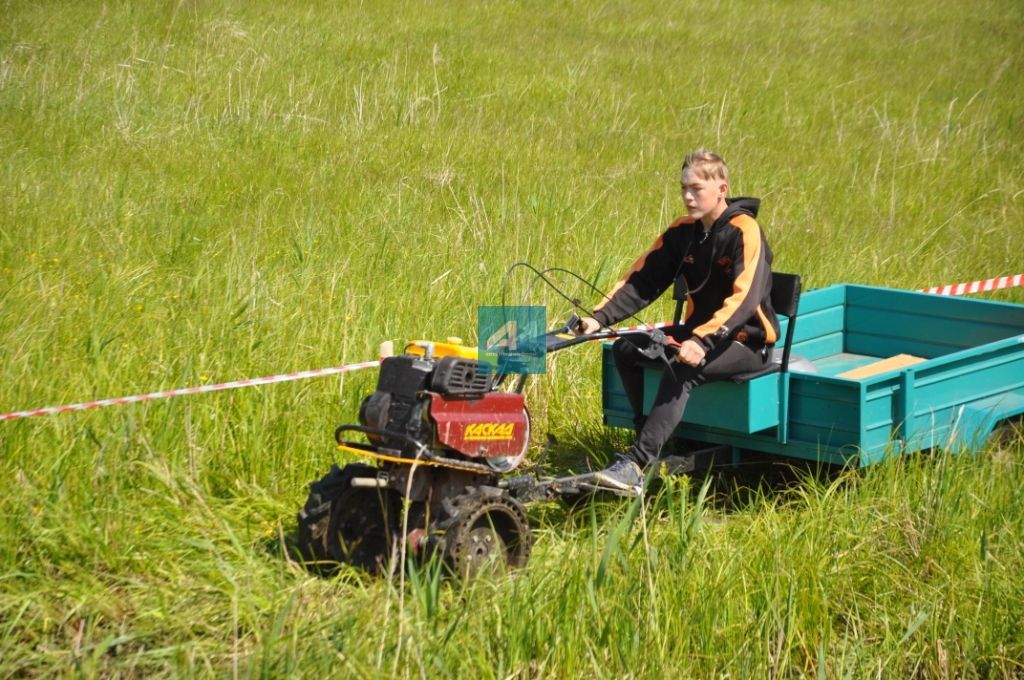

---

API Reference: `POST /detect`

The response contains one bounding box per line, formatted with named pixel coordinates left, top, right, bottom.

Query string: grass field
left=2, top=0, right=1024, bottom=676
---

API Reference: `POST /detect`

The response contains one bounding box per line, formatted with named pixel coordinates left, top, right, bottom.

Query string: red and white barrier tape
left=919, top=274, right=1022, bottom=297
left=3, top=273, right=1021, bottom=423
left=616, top=321, right=672, bottom=331
left=0, top=360, right=380, bottom=422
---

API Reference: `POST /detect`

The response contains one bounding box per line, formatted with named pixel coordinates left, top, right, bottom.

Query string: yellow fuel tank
left=404, top=338, right=479, bottom=360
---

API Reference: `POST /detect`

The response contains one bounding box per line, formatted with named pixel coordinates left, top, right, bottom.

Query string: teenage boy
left=575, top=149, right=779, bottom=491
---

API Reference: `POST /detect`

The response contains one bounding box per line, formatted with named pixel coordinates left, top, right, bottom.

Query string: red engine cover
left=428, top=392, right=529, bottom=460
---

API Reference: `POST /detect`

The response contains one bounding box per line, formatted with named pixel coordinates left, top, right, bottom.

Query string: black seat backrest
left=770, top=272, right=801, bottom=375
left=770, top=272, right=801, bottom=320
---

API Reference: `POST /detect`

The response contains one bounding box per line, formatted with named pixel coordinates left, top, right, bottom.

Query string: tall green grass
left=2, top=0, right=1023, bottom=675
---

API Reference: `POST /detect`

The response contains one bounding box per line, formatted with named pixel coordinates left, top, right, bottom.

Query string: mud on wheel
left=436, top=489, right=532, bottom=578
left=297, top=463, right=399, bottom=575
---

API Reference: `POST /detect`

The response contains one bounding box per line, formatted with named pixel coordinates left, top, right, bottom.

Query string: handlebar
left=544, top=315, right=680, bottom=363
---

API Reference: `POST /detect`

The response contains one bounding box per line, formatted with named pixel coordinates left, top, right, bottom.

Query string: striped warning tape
left=2, top=273, right=1021, bottom=423
left=919, top=273, right=1023, bottom=297
left=616, top=321, right=672, bottom=331
left=0, top=361, right=380, bottom=422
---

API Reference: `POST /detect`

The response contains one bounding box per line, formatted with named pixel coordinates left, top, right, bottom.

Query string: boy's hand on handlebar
left=676, top=339, right=706, bottom=367
left=574, top=316, right=601, bottom=336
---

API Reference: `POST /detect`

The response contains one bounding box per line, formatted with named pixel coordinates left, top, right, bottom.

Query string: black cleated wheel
left=437, top=490, right=532, bottom=578
left=297, top=463, right=399, bottom=575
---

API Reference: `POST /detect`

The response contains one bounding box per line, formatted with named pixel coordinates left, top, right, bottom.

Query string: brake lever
left=637, top=329, right=671, bottom=360
left=549, top=312, right=583, bottom=336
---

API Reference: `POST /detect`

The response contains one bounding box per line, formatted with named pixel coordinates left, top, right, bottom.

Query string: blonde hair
left=681, top=148, right=729, bottom=183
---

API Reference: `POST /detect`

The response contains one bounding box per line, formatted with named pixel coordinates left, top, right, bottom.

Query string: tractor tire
left=297, top=463, right=399, bottom=575
left=436, top=489, right=532, bottom=578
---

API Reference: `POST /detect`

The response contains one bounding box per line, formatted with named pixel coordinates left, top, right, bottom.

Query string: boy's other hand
left=575, top=316, right=601, bottom=336
left=676, top=339, right=706, bottom=366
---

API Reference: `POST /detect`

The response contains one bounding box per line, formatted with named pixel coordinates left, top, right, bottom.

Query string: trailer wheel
left=989, top=414, right=1024, bottom=449
left=297, top=463, right=399, bottom=575
left=437, top=490, right=532, bottom=577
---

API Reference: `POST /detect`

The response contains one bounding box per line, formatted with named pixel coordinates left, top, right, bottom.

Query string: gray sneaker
left=592, top=456, right=644, bottom=492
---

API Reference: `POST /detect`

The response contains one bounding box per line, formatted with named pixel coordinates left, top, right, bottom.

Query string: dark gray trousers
left=612, top=335, right=769, bottom=467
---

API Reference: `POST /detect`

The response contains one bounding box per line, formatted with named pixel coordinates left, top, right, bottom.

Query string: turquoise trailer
left=601, top=284, right=1024, bottom=466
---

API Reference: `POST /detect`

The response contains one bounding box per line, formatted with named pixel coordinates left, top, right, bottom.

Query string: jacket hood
left=719, top=197, right=760, bottom=221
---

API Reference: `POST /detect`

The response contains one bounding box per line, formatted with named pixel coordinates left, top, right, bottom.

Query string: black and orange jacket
left=592, top=197, right=780, bottom=351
